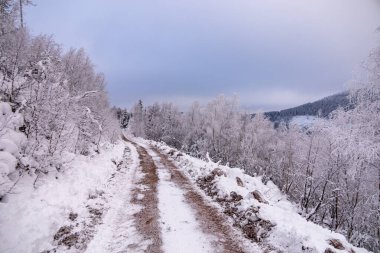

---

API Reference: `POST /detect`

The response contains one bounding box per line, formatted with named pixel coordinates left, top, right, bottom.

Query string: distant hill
left=264, top=91, right=351, bottom=123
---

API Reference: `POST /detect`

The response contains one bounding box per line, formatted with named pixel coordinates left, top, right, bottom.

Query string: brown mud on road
left=123, top=136, right=163, bottom=253
left=123, top=135, right=255, bottom=253
left=151, top=146, right=251, bottom=253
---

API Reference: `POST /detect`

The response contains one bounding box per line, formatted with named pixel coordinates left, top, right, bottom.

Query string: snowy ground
left=0, top=136, right=372, bottom=253
left=150, top=139, right=371, bottom=253
left=134, top=139, right=255, bottom=253
left=148, top=147, right=215, bottom=253
left=290, top=115, right=319, bottom=128
left=0, top=142, right=126, bottom=253
left=85, top=141, right=150, bottom=253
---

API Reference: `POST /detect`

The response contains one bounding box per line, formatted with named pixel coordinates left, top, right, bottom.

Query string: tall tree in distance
left=18, top=0, right=33, bottom=28
left=0, top=0, right=16, bottom=35
left=130, top=100, right=145, bottom=138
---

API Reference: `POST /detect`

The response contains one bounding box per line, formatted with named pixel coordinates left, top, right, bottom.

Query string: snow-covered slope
left=0, top=136, right=372, bottom=253
left=0, top=102, right=27, bottom=198
left=150, top=140, right=370, bottom=253
left=0, top=142, right=126, bottom=253
left=290, top=115, right=319, bottom=128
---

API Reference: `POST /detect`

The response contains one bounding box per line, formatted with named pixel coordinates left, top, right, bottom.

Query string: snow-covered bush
left=0, top=101, right=26, bottom=198
left=0, top=1, right=120, bottom=189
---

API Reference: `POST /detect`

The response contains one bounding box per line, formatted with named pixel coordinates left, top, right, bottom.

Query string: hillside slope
left=148, top=138, right=370, bottom=253
left=0, top=136, right=371, bottom=253
left=265, top=92, right=350, bottom=123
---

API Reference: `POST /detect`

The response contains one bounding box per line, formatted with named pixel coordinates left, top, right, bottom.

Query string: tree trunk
left=19, top=0, right=23, bottom=28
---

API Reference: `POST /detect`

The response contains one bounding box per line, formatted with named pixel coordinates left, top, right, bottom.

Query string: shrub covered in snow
left=0, top=101, right=26, bottom=198
left=0, top=141, right=127, bottom=253
left=0, top=1, right=120, bottom=191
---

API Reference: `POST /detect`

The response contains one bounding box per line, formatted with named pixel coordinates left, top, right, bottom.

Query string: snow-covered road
left=85, top=136, right=252, bottom=253
left=148, top=147, right=215, bottom=253
left=84, top=138, right=215, bottom=252
left=85, top=142, right=151, bottom=253
left=0, top=136, right=369, bottom=253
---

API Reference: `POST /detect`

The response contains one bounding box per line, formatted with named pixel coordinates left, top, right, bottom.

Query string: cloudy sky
left=26, top=0, right=380, bottom=111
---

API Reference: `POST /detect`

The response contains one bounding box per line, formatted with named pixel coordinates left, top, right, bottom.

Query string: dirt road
left=129, top=137, right=252, bottom=253
left=86, top=136, right=255, bottom=253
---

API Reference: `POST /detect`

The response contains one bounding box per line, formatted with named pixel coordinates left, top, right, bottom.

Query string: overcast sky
left=26, top=0, right=380, bottom=111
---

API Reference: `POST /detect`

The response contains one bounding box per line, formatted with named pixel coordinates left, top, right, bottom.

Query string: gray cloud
left=26, top=0, right=380, bottom=111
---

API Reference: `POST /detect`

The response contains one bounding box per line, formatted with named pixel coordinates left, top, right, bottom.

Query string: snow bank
left=0, top=102, right=27, bottom=198
left=150, top=140, right=370, bottom=253
left=0, top=141, right=125, bottom=253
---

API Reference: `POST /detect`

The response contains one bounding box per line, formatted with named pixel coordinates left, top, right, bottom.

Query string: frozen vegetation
left=1, top=0, right=379, bottom=252
left=150, top=139, right=371, bottom=253
left=126, top=64, right=380, bottom=251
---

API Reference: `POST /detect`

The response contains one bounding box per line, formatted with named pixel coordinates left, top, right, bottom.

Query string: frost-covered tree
left=202, top=95, right=242, bottom=164
left=0, top=0, right=17, bottom=35
left=158, top=103, right=184, bottom=148
left=239, top=113, right=277, bottom=177
left=182, top=101, right=206, bottom=157
left=113, top=107, right=131, bottom=129
left=134, top=102, right=185, bottom=148
left=0, top=6, right=120, bottom=193
left=18, top=0, right=33, bottom=28
left=325, top=44, right=380, bottom=250
left=129, top=100, right=145, bottom=138
left=133, top=88, right=379, bottom=251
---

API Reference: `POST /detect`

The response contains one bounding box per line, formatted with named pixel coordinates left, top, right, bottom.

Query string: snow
left=0, top=133, right=372, bottom=253
left=0, top=101, right=27, bottom=197
left=1, top=130, right=27, bottom=148
left=157, top=166, right=215, bottom=253
left=144, top=146, right=215, bottom=253
left=290, top=115, right=319, bottom=128
left=0, top=151, right=17, bottom=174
left=0, top=138, right=19, bottom=156
left=0, top=102, right=12, bottom=117
left=0, top=141, right=125, bottom=253
left=150, top=140, right=370, bottom=253
left=85, top=142, right=151, bottom=253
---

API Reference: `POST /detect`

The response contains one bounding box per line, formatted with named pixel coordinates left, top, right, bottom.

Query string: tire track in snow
left=128, top=137, right=216, bottom=252
left=118, top=136, right=253, bottom=253
left=130, top=141, right=163, bottom=253
left=149, top=148, right=216, bottom=253
left=131, top=137, right=251, bottom=253
left=149, top=146, right=252, bottom=253
left=85, top=141, right=157, bottom=253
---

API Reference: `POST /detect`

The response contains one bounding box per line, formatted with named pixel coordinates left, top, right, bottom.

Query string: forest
left=0, top=0, right=119, bottom=197
left=124, top=62, right=380, bottom=251
left=264, top=92, right=350, bottom=123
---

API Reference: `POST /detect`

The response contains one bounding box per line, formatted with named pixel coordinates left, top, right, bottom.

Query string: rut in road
left=150, top=146, right=249, bottom=253
left=126, top=137, right=252, bottom=253
left=128, top=139, right=163, bottom=253
left=85, top=141, right=159, bottom=253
